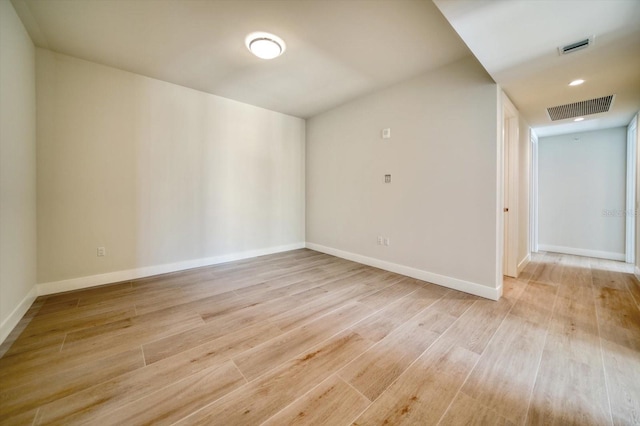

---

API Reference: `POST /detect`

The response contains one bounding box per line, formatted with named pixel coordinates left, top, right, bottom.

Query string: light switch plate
left=382, top=128, right=391, bottom=139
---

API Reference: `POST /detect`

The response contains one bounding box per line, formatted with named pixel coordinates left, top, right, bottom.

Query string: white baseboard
left=0, top=285, right=38, bottom=345
left=538, top=244, right=625, bottom=261
left=517, top=254, right=531, bottom=274
left=37, top=243, right=305, bottom=296
left=305, top=242, right=501, bottom=301
left=635, top=266, right=640, bottom=282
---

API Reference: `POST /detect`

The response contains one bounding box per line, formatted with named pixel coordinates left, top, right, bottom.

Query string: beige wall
left=36, top=50, right=305, bottom=288
left=306, top=57, right=501, bottom=298
left=0, top=0, right=37, bottom=341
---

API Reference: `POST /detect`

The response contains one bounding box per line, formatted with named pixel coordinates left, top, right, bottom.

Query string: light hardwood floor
left=1, top=249, right=639, bottom=425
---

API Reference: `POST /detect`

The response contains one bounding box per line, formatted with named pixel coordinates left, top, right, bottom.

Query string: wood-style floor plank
left=356, top=277, right=422, bottom=310
left=526, top=292, right=611, bottom=425
left=267, top=280, right=382, bottom=332
left=339, top=317, right=441, bottom=402
left=339, top=295, right=470, bottom=401
left=175, top=330, right=374, bottom=425
left=0, top=348, right=144, bottom=421
left=461, top=283, right=556, bottom=423
left=349, top=285, right=448, bottom=343
left=233, top=302, right=374, bottom=381
left=2, top=408, right=38, bottom=426
left=592, top=264, right=640, bottom=426
left=95, top=361, right=246, bottom=426
left=352, top=336, right=480, bottom=425
left=438, top=297, right=513, bottom=355
left=59, top=306, right=205, bottom=359
left=36, top=331, right=240, bottom=423
left=439, top=391, right=516, bottom=426
left=626, top=275, right=640, bottom=310
left=1, top=249, right=638, bottom=425
left=351, top=280, right=524, bottom=425
left=530, top=252, right=564, bottom=286
left=261, top=374, right=370, bottom=426
left=460, top=316, right=547, bottom=423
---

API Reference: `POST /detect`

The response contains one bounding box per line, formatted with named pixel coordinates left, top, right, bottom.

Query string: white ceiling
left=434, top=0, right=640, bottom=137
left=12, top=0, right=471, bottom=118
left=12, top=0, right=640, bottom=134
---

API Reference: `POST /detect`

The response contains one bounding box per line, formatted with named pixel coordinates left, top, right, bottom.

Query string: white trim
left=37, top=243, right=305, bottom=296
left=538, top=244, right=624, bottom=261
left=0, top=286, right=37, bottom=345
left=306, top=242, right=501, bottom=301
left=636, top=112, right=640, bottom=272
left=626, top=116, right=637, bottom=263
left=635, top=266, right=640, bottom=282
left=517, top=254, right=531, bottom=274
left=530, top=130, right=539, bottom=253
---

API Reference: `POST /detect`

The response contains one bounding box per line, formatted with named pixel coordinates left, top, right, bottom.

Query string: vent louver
left=546, top=95, right=615, bottom=121
left=558, top=36, right=594, bottom=55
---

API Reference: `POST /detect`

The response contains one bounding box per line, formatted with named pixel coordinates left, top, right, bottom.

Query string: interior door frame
left=530, top=130, right=538, bottom=254
left=627, top=115, right=638, bottom=263
left=502, top=93, right=519, bottom=278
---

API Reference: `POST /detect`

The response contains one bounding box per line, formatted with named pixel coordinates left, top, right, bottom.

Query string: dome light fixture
left=569, top=79, right=585, bottom=86
left=246, top=32, right=286, bottom=60
left=574, top=117, right=584, bottom=122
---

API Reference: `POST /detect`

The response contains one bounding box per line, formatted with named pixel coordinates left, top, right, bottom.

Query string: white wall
left=0, top=0, right=37, bottom=343
left=306, top=57, right=501, bottom=299
left=36, top=50, right=305, bottom=292
left=539, top=127, right=627, bottom=260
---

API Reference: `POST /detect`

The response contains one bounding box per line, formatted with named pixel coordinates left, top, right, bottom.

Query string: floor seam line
left=591, top=263, right=615, bottom=426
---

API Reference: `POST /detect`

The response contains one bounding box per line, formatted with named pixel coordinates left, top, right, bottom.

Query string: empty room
left=1, top=0, right=639, bottom=424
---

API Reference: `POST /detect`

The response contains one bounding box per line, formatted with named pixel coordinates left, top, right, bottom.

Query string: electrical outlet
left=384, top=174, right=391, bottom=183
left=384, top=238, right=390, bottom=246
left=377, top=236, right=383, bottom=245
left=382, top=128, right=391, bottom=139
left=97, top=247, right=106, bottom=257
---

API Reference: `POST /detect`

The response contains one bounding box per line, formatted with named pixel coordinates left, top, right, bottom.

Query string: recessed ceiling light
left=246, top=32, right=286, bottom=60
left=574, top=117, right=584, bottom=122
left=569, top=79, right=585, bottom=86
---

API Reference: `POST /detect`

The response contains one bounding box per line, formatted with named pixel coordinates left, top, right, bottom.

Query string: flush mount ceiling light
left=569, top=79, right=585, bottom=86
left=246, top=32, right=286, bottom=60
left=574, top=117, right=585, bottom=122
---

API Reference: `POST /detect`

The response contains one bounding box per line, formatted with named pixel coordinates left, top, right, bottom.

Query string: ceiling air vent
left=546, top=95, right=615, bottom=121
left=558, top=36, right=594, bottom=55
